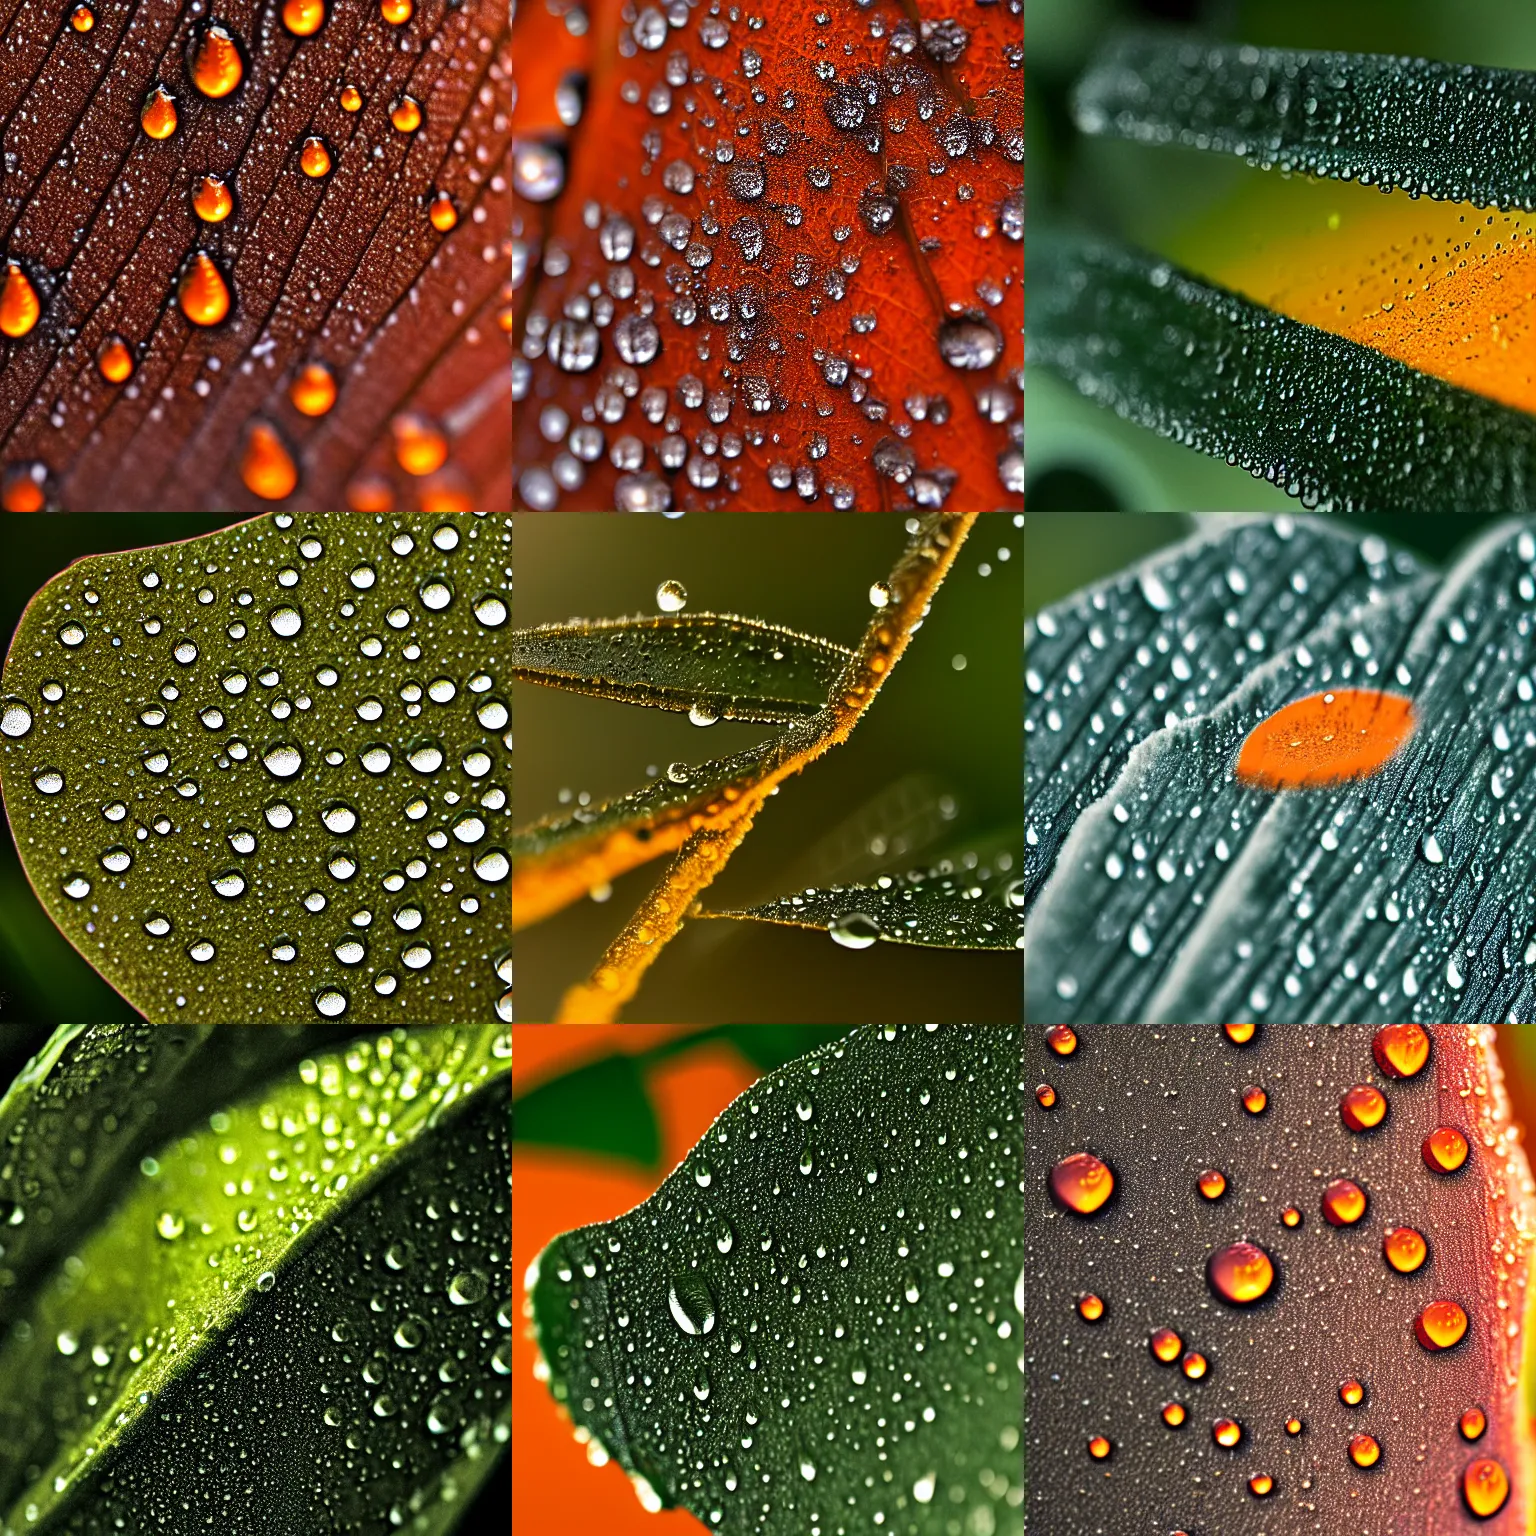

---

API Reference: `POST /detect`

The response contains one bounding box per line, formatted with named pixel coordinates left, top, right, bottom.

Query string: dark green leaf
left=512, top=1052, right=660, bottom=1169
left=511, top=614, right=853, bottom=723
left=1028, top=230, right=1536, bottom=512
left=1075, top=34, right=1536, bottom=210
left=529, top=1024, right=1023, bottom=1534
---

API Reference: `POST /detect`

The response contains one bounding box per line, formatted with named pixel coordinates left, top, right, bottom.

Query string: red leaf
left=512, top=0, right=1022, bottom=510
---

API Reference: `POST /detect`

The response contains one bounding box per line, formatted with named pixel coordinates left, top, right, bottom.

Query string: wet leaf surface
left=1027, top=518, right=1536, bottom=1024
left=0, top=514, right=511, bottom=1023
left=1026, top=1024, right=1535, bottom=1533
left=0, top=1024, right=510, bottom=1533
left=529, top=1023, right=1022, bottom=1532
left=511, top=0, right=1022, bottom=511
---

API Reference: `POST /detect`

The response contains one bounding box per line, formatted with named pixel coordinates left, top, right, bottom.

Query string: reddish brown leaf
left=512, top=0, right=1022, bottom=510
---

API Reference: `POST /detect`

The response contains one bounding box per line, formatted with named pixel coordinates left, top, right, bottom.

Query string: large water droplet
left=1340, top=1083, right=1387, bottom=1131
left=1, top=698, right=33, bottom=737
left=263, top=742, right=304, bottom=778
left=448, top=1270, right=488, bottom=1306
left=1373, top=1024, right=1431, bottom=1079
left=1049, top=1152, right=1114, bottom=1216
left=829, top=912, right=880, bottom=949
left=1383, top=1226, right=1428, bottom=1274
left=657, top=579, right=687, bottom=612
left=100, top=846, right=132, bottom=873
left=1424, top=1125, right=1470, bottom=1172
left=1463, top=1458, right=1510, bottom=1516
left=314, top=987, right=348, bottom=1017
left=1207, top=1241, right=1275, bottom=1304
left=268, top=604, right=304, bottom=637
left=33, top=768, right=64, bottom=794
left=668, top=1271, right=716, bottom=1336
left=210, top=868, right=247, bottom=898
left=1321, top=1178, right=1367, bottom=1226
left=1415, top=1300, right=1468, bottom=1351
left=62, top=872, right=91, bottom=899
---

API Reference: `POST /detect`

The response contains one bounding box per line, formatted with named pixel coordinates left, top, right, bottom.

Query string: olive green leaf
left=0, top=1024, right=510, bottom=1533
left=1028, top=230, right=1536, bottom=512
left=0, top=514, right=511, bottom=1024
left=511, top=613, right=854, bottom=723
left=1075, top=34, right=1536, bottom=210
left=529, top=1023, right=1023, bottom=1534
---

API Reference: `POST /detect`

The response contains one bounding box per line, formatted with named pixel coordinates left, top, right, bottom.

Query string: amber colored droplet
left=97, top=335, right=134, bottom=383
left=177, top=253, right=231, bottom=326
left=299, top=136, right=332, bottom=177
left=1197, top=1170, right=1227, bottom=1200
left=417, top=472, right=475, bottom=513
left=1181, top=1351, right=1208, bottom=1380
left=1339, top=1379, right=1365, bottom=1407
left=1242, top=1085, right=1267, bottom=1114
left=69, top=4, right=93, bottom=30
left=1350, top=1433, right=1381, bottom=1470
left=1340, top=1083, right=1388, bottom=1131
left=1162, top=1402, right=1186, bottom=1428
left=1416, top=1300, right=1469, bottom=1352
left=1461, top=1407, right=1487, bottom=1442
left=190, top=24, right=243, bottom=97
left=282, top=0, right=326, bottom=36
left=390, top=95, right=423, bottom=133
left=1224, top=1023, right=1256, bottom=1044
left=1372, top=1022, right=1431, bottom=1079
left=1049, top=1153, right=1114, bottom=1217
left=428, top=190, right=458, bottom=232
left=1281, top=1206, right=1303, bottom=1229
left=1150, top=1327, right=1182, bottom=1365
left=1213, top=1418, right=1243, bottom=1449
left=0, top=262, right=41, bottom=338
left=1463, top=1457, right=1510, bottom=1517
left=345, top=473, right=395, bottom=512
left=1087, top=1434, right=1111, bottom=1461
left=1285, top=1417, right=1303, bottom=1436
left=1383, top=1226, right=1428, bottom=1274
left=1034, top=1084, right=1056, bottom=1110
left=1236, top=688, right=1416, bottom=790
left=289, top=362, right=336, bottom=417
left=1078, top=1294, right=1104, bottom=1323
left=240, top=422, right=298, bottom=501
left=1321, top=1178, right=1367, bottom=1227
left=381, top=0, right=412, bottom=22
left=1208, top=1241, right=1276, bottom=1305
left=1248, top=1474, right=1273, bottom=1498
left=1424, top=1125, right=1470, bottom=1173
left=340, top=84, right=363, bottom=111
left=1, top=463, right=46, bottom=511
left=392, top=412, right=448, bottom=476
left=191, top=174, right=234, bottom=223
left=140, top=85, right=177, bottom=138
left=1046, top=1025, right=1077, bottom=1057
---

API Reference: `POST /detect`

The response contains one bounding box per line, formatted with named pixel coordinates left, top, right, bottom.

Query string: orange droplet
left=1373, top=1023, right=1431, bottom=1080
left=69, top=4, right=94, bottom=31
left=1321, top=1178, right=1367, bottom=1227
left=1383, top=1226, right=1428, bottom=1274
left=1281, top=1206, right=1303, bottom=1229
left=1087, top=1434, right=1111, bottom=1461
left=345, top=473, right=395, bottom=511
left=1248, top=1473, right=1273, bottom=1497
left=391, top=412, right=448, bottom=475
left=0, top=261, right=41, bottom=338
left=97, top=334, right=134, bottom=383
left=390, top=94, right=423, bottom=133
left=416, top=471, right=475, bottom=512
left=1150, top=1327, right=1182, bottom=1365
left=1463, top=1457, right=1510, bottom=1517
left=190, top=24, right=243, bottom=97
left=1045, top=1025, right=1077, bottom=1057
left=192, top=174, right=234, bottom=222
left=340, top=84, right=363, bottom=111
left=1213, top=1418, right=1242, bottom=1449
left=1161, top=1401, right=1186, bottom=1428
left=289, top=361, right=336, bottom=417
left=1339, top=1379, right=1365, bottom=1406
left=1461, top=1407, right=1487, bottom=1442
left=240, top=422, right=298, bottom=501
left=1181, top=1351, right=1207, bottom=1380
left=1350, top=1433, right=1381, bottom=1469
left=1340, top=1083, right=1388, bottom=1131
left=1078, top=1294, right=1104, bottom=1323
left=1416, top=1300, right=1468, bottom=1352
left=1223, top=1022, right=1256, bottom=1045
left=1285, top=1417, right=1303, bottom=1436
left=299, top=136, right=331, bottom=178
left=1, top=462, right=46, bottom=511
left=1049, top=1152, right=1114, bottom=1217
left=1424, top=1125, right=1470, bottom=1173
left=140, top=85, right=177, bottom=138
left=1197, top=1169, right=1227, bottom=1200
left=428, top=190, right=458, bottom=231
left=282, top=0, right=326, bottom=36
left=1034, top=1084, right=1056, bottom=1110
left=381, top=0, right=412, bottom=22
left=177, top=253, right=231, bottom=326
left=1208, top=1241, right=1275, bottom=1305
left=1236, top=688, right=1416, bottom=790
left=1242, top=1085, right=1267, bottom=1114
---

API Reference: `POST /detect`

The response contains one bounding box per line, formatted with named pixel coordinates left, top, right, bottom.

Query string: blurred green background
left=513, top=515, right=1023, bottom=1023
left=1027, top=0, right=1536, bottom=510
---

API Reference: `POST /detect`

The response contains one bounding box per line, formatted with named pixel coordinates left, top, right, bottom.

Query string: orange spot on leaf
left=1235, top=689, right=1415, bottom=791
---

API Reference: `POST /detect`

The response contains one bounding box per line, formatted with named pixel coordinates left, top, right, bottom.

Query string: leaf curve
left=1027, top=229, right=1536, bottom=512
left=510, top=612, right=853, bottom=723
left=528, top=1022, right=1022, bottom=1533
left=0, top=513, right=511, bottom=1023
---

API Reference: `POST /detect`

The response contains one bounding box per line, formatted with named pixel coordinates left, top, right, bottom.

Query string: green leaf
left=512, top=1052, right=661, bottom=1169
left=1025, top=516, right=1430, bottom=910
left=0, top=1025, right=510, bottom=1533
left=1027, top=518, right=1536, bottom=1023
left=1075, top=34, right=1536, bottom=210
left=528, top=1023, right=1023, bottom=1534
left=0, top=514, right=511, bottom=1023
left=511, top=613, right=853, bottom=723
left=1027, top=229, right=1536, bottom=512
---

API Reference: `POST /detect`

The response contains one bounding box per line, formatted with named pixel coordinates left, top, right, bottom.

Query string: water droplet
left=1383, top=1226, right=1428, bottom=1274
left=140, top=84, right=178, bottom=138
left=656, top=579, right=687, bottom=612
left=241, top=423, right=298, bottom=500
left=474, top=847, right=509, bottom=883
left=1424, top=1125, right=1470, bottom=1172
left=267, top=604, right=304, bottom=638
left=98, top=334, right=135, bottom=382
left=406, top=737, right=444, bottom=773
left=143, top=911, right=172, bottom=936
left=1, top=698, right=32, bottom=737
left=1161, top=1402, right=1185, bottom=1428
left=62, top=872, right=91, bottom=899
left=1227, top=1023, right=1256, bottom=1044
left=314, top=987, right=348, bottom=1017
left=69, top=4, right=94, bottom=30
left=614, top=314, right=661, bottom=365
left=58, top=622, right=85, bottom=648
left=255, top=1270, right=275, bottom=1292
left=417, top=578, right=453, bottom=612
left=1373, top=1024, right=1430, bottom=1078
left=100, top=845, right=132, bottom=873
left=390, top=94, right=422, bottom=132
left=448, top=1270, right=487, bottom=1306
left=1197, top=1169, right=1226, bottom=1200
left=1208, top=1241, right=1275, bottom=1304
left=289, top=361, right=336, bottom=417
left=157, top=1210, right=185, bottom=1240
left=33, top=768, right=64, bottom=794
left=1285, top=1417, right=1303, bottom=1435
left=401, top=943, right=433, bottom=970
left=667, top=1271, right=716, bottom=1335
left=1046, top=1025, right=1077, bottom=1057
left=1321, top=1178, right=1367, bottom=1226
left=189, top=23, right=243, bottom=97
left=178, top=252, right=231, bottom=326
left=282, top=0, right=325, bottom=34
left=1035, top=1083, right=1056, bottom=1109
left=1415, top=1300, right=1468, bottom=1351
left=1349, top=1433, right=1381, bottom=1469
left=1248, top=1473, right=1274, bottom=1498
left=263, top=742, right=304, bottom=778
left=210, top=868, right=247, bottom=898
left=1464, top=1457, right=1509, bottom=1516
left=1213, top=1418, right=1243, bottom=1449
left=57, top=1329, right=79, bottom=1356
left=1340, top=1083, right=1387, bottom=1131
left=476, top=698, right=509, bottom=730
left=1339, top=1378, right=1365, bottom=1406
left=1087, top=1434, right=1112, bottom=1460
left=1149, top=1326, right=1182, bottom=1364
left=1078, top=1293, right=1105, bottom=1322
left=1050, top=1152, right=1114, bottom=1217
left=937, top=312, right=1003, bottom=369
left=1461, top=1407, right=1487, bottom=1442
left=686, top=701, right=720, bottom=728
left=829, top=911, right=880, bottom=949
